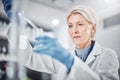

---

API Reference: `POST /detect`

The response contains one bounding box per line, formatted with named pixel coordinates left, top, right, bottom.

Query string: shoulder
left=101, top=47, right=118, bottom=58
left=93, top=42, right=118, bottom=63
left=98, top=47, right=119, bottom=67
left=93, top=42, right=118, bottom=57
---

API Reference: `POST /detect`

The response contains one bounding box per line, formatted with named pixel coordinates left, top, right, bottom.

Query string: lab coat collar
left=85, top=41, right=102, bottom=65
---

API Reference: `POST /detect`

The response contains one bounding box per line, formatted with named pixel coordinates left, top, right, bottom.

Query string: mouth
left=73, top=36, right=81, bottom=39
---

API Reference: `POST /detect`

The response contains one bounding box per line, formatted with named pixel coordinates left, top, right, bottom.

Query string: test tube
left=37, top=28, right=43, bottom=37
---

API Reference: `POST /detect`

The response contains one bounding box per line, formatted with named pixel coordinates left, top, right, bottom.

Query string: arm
left=33, top=36, right=101, bottom=80
left=33, top=36, right=119, bottom=80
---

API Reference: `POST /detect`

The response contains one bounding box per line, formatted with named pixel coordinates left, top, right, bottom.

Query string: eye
left=68, top=25, right=73, bottom=28
left=78, top=23, right=84, bottom=26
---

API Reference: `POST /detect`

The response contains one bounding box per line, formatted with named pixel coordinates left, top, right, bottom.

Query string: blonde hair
left=67, top=5, right=98, bottom=39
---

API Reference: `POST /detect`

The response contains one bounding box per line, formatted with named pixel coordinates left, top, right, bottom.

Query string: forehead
left=67, top=13, right=88, bottom=23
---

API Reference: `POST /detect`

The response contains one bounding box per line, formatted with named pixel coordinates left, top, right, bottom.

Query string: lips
left=73, top=36, right=81, bottom=38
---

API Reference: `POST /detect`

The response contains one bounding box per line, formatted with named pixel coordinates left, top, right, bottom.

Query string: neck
left=76, top=40, right=91, bottom=49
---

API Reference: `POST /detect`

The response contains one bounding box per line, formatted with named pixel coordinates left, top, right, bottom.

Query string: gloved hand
left=33, top=36, right=74, bottom=70
left=2, top=0, right=12, bottom=18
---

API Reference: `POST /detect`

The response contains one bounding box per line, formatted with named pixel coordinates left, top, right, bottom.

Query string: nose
left=73, top=27, right=78, bottom=34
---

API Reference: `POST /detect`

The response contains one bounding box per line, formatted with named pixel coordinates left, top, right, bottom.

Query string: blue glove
left=2, top=0, right=12, bottom=18
left=33, top=36, right=74, bottom=70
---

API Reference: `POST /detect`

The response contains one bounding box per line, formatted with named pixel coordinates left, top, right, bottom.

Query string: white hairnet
left=67, top=5, right=98, bottom=27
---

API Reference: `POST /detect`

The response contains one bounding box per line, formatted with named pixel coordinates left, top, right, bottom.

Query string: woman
left=2, top=0, right=119, bottom=80
left=27, top=5, right=119, bottom=80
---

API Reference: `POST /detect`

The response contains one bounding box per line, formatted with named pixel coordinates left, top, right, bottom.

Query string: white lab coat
left=25, top=42, right=119, bottom=80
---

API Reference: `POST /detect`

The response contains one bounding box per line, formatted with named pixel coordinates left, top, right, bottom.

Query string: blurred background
left=0, top=0, right=120, bottom=67
left=0, top=0, right=120, bottom=79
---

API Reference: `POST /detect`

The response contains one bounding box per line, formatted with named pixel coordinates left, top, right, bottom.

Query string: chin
left=74, top=41, right=82, bottom=46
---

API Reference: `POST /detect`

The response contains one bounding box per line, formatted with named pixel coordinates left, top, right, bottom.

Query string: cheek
left=86, top=28, right=91, bottom=35
left=82, top=27, right=91, bottom=38
left=68, top=29, right=72, bottom=37
left=86, top=28, right=92, bottom=39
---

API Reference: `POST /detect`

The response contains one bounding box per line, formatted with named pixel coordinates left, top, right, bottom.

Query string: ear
left=91, top=24, right=96, bottom=34
left=90, top=24, right=96, bottom=39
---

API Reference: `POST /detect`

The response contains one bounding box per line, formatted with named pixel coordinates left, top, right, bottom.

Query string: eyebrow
left=77, top=21, right=84, bottom=23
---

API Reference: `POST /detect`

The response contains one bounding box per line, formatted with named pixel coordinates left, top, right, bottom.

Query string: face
left=67, top=13, right=95, bottom=49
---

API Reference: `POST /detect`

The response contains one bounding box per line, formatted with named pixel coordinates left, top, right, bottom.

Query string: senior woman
left=2, top=0, right=119, bottom=80
left=29, top=5, right=119, bottom=80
